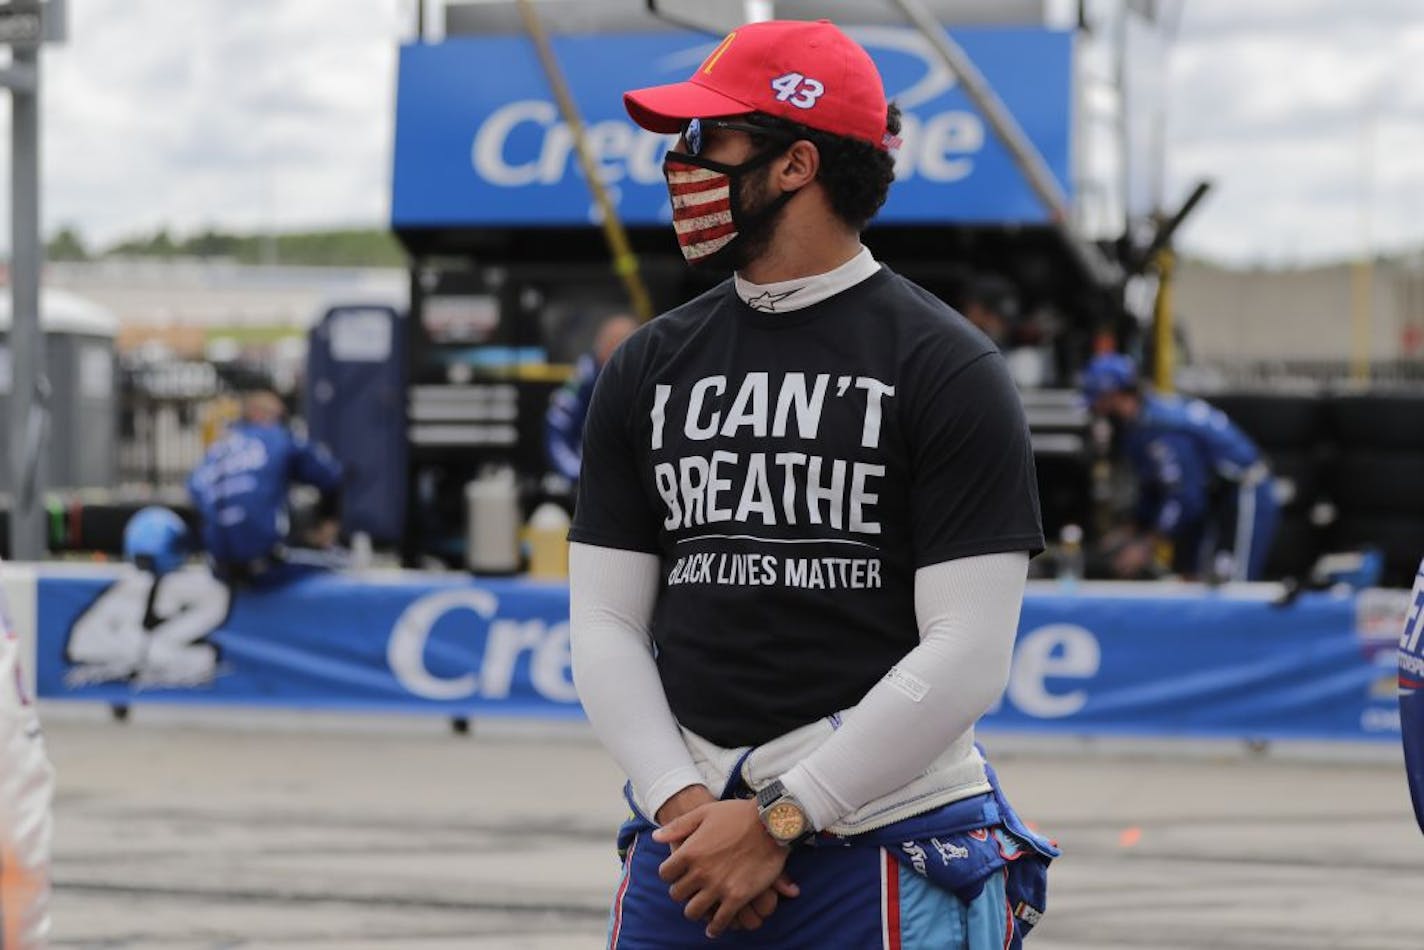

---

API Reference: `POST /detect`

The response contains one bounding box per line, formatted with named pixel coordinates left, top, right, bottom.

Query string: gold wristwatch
left=755, top=779, right=813, bottom=847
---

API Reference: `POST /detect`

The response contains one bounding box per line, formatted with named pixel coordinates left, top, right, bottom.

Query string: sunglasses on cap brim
left=680, top=117, right=796, bottom=157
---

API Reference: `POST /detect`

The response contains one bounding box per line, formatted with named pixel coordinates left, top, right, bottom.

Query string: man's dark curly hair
left=748, top=103, right=901, bottom=232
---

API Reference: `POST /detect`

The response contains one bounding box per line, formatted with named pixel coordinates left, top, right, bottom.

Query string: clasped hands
left=653, top=785, right=801, bottom=939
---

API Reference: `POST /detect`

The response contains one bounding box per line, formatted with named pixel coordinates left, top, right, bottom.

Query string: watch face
left=764, top=801, right=807, bottom=842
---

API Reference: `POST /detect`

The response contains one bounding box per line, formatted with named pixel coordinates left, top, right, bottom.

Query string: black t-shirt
left=570, top=266, right=1043, bottom=748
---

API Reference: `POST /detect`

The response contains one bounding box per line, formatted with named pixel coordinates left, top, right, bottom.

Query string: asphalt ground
left=37, top=705, right=1423, bottom=950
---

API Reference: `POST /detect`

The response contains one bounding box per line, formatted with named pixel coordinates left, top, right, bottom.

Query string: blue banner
left=391, top=27, right=1072, bottom=229
left=38, top=568, right=580, bottom=717
left=34, top=568, right=1408, bottom=741
left=987, top=588, right=1402, bottom=740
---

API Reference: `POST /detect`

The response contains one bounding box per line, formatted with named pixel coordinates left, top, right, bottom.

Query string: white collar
left=734, top=246, right=880, bottom=313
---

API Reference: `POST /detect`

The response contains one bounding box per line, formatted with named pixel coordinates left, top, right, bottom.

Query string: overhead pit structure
left=388, top=1, right=1176, bottom=560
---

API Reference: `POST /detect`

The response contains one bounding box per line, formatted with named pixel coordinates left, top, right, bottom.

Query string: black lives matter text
left=666, top=552, right=883, bottom=590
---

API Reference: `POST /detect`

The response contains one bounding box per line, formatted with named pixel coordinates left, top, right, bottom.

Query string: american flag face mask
left=662, top=118, right=797, bottom=268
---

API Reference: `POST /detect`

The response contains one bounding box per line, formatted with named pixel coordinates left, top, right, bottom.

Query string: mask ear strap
left=738, top=183, right=800, bottom=231
left=743, top=141, right=805, bottom=215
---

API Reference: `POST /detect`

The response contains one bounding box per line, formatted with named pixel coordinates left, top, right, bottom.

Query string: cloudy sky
left=20, top=0, right=1424, bottom=265
left=1164, top=0, right=1424, bottom=264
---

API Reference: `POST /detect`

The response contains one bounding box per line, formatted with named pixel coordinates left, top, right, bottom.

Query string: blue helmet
left=1080, top=353, right=1138, bottom=405
left=122, top=506, right=190, bottom=576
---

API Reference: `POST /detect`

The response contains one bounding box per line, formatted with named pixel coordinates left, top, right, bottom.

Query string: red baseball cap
left=624, top=19, right=893, bottom=151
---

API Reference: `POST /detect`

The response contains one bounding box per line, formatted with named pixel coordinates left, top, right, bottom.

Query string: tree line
left=45, top=226, right=406, bottom=267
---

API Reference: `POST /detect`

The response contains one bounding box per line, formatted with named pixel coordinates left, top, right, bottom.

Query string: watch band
left=755, top=779, right=791, bottom=810
left=756, top=779, right=814, bottom=847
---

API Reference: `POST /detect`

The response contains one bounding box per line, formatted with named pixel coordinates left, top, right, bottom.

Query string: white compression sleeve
left=778, top=551, right=1029, bottom=831
left=569, top=542, right=704, bottom=819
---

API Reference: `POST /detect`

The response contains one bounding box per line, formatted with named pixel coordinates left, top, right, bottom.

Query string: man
left=0, top=569, right=54, bottom=947
left=188, top=390, right=344, bottom=587
left=569, top=19, right=1055, bottom=947
left=546, top=314, right=639, bottom=483
left=1081, top=353, right=1279, bottom=581
left=1401, top=557, right=1424, bottom=834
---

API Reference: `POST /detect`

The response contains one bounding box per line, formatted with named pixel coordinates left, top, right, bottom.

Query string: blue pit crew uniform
left=1400, top=558, right=1424, bottom=834
left=1123, top=394, right=1280, bottom=581
left=545, top=353, right=599, bottom=482
left=188, top=421, right=343, bottom=587
left=609, top=753, right=1056, bottom=950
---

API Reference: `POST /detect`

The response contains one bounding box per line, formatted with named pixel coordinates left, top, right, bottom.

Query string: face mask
left=662, top=146, right=796, bottom=269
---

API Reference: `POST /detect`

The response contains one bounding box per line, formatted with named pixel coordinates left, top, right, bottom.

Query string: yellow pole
left=1152, top=248, right=1175, bottom=393
left=516, top=0, right=655, bottom=322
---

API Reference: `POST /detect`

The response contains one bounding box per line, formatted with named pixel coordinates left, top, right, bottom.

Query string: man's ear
left=776, top=140, right=820, bottom=190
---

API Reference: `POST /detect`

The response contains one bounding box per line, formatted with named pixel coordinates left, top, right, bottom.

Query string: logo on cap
left=701, top=32, right=737, bottom=74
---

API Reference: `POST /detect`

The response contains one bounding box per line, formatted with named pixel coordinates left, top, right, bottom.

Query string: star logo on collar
left=745, top=288, right=802, bottom=312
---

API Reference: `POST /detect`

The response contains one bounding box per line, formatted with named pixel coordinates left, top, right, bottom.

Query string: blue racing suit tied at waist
left=615, top=744, right=1058, bottom=940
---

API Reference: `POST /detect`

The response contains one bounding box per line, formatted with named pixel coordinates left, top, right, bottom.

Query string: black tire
left=73, top=502, right=200, bottom=556
left=76, top=503, right=144, bottom=555
left=1263, top=514, right=1321, bottom=581
left=1034, top=454, right=1092, bottom=541
left=1262, top=450, right=1323, bottom=513
left=1327, top=394, right=1424, bottom=451
left=1327, top=452, right=1424, bottom=517
left=1205, top=394, right=1324, bottom=451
